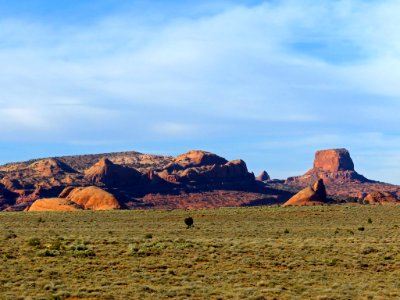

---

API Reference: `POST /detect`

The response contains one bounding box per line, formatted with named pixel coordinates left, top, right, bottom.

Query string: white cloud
left=0, top=0, right=400, bottom=183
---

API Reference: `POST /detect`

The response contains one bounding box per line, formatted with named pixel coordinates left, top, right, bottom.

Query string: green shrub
left=37, top=249, right=60, bottom=257
left=28, top=238, right=41, bottom=247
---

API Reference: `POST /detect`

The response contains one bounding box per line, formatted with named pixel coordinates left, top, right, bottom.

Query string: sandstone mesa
left=0, top=148, right=399, bottom=211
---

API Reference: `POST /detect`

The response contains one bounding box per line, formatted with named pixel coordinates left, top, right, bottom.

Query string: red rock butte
left=313, top=149, right=355, bottom=172
left=286, top=148, right=370, bottom=185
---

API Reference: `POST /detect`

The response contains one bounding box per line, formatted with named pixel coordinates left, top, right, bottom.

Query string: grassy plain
left=1, top=205, right=400, bottom=299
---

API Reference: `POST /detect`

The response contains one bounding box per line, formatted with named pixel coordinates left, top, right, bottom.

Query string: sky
left=0, top=0, right=400, bottom=184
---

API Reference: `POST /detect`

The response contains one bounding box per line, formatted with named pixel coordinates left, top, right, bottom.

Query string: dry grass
left=1, top=205, right=400, bottom=299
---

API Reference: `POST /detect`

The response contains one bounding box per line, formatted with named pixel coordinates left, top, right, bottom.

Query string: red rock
left=84, top=158, right=143, bottom=187
left=28, top=158, right=76, bottom=176
left=28, top=198, right=82, bottom=211
left=283, top=179, right=327, bottom=206
left=65, top=186, right=121, bottom=210
left=286, top=148, right=370, bottom=186
left=314, top=149, right=354, bottom=172
left=59, top=186, right=76, bottom=198
left=364, top=192, right=399, bottom=205
left=174, top=150, right=228, bottom=168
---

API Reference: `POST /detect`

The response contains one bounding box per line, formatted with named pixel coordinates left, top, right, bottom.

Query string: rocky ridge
left=0, top=150, right=289, bottom=211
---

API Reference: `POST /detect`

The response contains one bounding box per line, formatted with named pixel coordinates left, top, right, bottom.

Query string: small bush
left=71, top=249, right=96, bottom=258
left=368, top=218, right=372, bottom=224
left=37, top=249, right=60, bottom=257
left=4, top=231, right=17, bottom=240
left=28, top=238, right=41, bottom=247
left=361, top=246, right=378, bottom=255
left=185, top=217, right=194, bottom=228
left=284, top=229, right=290, bottom=234
left=358, top=227, right=365, bottom=232
left=144, top=233, right=153, bottom=239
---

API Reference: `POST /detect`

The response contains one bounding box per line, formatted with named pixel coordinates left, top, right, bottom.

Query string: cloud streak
left=0, top=0, right=399, bottom=183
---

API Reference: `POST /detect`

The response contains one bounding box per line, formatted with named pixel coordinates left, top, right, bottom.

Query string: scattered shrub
left=185, top=217, right=194, bottom=229
left=361, top=246, right=378, bottom=255
left=358, top=227, right=365, bottom=232
left=37, top=249, right=60, bottom=257
left=144, top=233, right=153, bottom=239
left=4, top=231, right=17, bottom=240
left=368, top=218, right=372, bottom=224
left=284, top=229, right=289, bottom=234
left=28, top=238, right=41, bottom=247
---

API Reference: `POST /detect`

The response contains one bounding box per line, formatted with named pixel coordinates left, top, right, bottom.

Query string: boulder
left=84, top=158, right=143, bottom=187
left=28, top=198, right=82, bottom=211
left=65, top=186, right=121, bottom=210
left=283, top=179, right=327, bottom=206
left=364, top=192, right=399, bottom=205
left=256, top=171, right=270, bottom=181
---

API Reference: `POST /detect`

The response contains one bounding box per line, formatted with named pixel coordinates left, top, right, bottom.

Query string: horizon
left=1, top=0, right=399, bottom=184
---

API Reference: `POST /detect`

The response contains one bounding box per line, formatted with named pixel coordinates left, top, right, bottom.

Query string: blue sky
left=0, top=0, right=400, bottom=184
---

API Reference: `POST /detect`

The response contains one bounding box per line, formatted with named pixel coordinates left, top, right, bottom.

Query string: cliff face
left=313, top=149, right=355, bottom=172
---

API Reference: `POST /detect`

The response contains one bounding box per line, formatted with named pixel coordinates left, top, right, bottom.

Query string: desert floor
left=1, top=205, right=400, bottom=299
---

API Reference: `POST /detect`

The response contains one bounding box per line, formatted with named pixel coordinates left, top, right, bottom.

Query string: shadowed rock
left=84, top=158, right=143, bottom=187
left=256, top=171, right=270, bottom=181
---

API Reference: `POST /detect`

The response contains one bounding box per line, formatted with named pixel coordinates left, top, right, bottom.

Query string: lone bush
left=185, top=217, right=194, bottom=229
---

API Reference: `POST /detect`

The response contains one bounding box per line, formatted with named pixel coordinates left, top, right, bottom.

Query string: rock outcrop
left=283, top=179, right=327, bottom=206
left=286, top=149, right=370, bottom=185
left=363, top=192, right=399, bottom=205
left=174, top=150, right=228, bottom=168
left=256, top=171, right=270, bottom=181
left=84, top=158, right=143, bottom=187
left=28, top=198, right=82, bottom=211
left=28, top=158, right=77, bottom=176
left=61, top=186, right=121, bottom=210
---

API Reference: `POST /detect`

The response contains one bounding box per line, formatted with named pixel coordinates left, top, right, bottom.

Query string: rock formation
left=84, top=158, right=143, bottom=187
left=174, top=150, right=228, bottom=168
left=28, top=158, right=77, bottom=176
left=286, top=149, right=370, bottom=185
left=363, top=192, right=399, bottom=205
left=283, top=179, right=328, bottom=206
left=61, top=186, right=121, bottom=210
left=256, top=171, right=270, bottom=181
left=28, top=198, right=82, bottom=211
